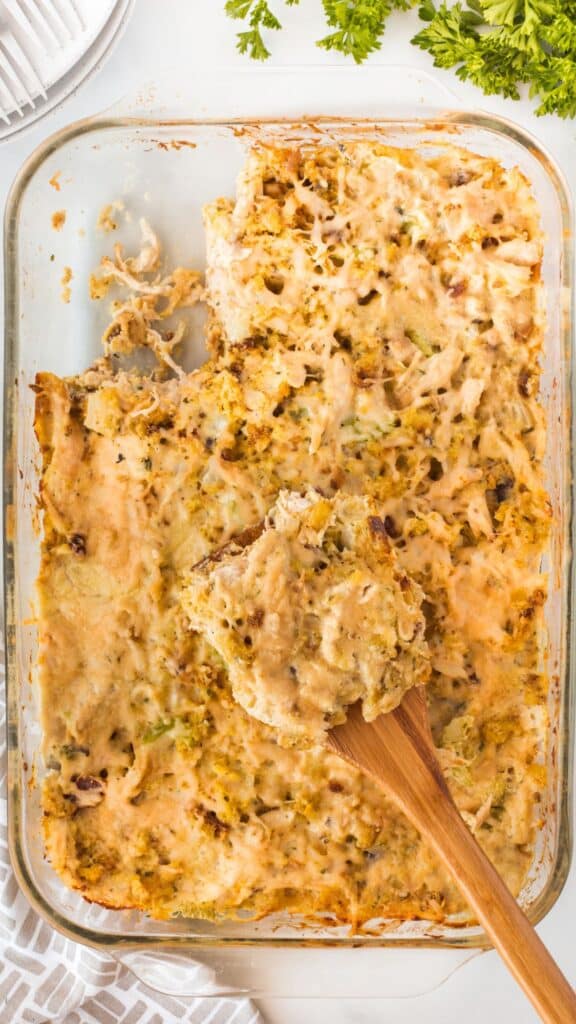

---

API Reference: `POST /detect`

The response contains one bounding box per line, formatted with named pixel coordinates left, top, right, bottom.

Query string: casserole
left=4, top=67, right=573, bottom=998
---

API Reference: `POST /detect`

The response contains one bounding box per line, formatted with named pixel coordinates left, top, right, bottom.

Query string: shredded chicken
left=98, top=219, right=204, bottom=376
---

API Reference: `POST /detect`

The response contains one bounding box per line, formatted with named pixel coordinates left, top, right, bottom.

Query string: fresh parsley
left=225, top=0, right=576, bottom=118
left=226, top=0, right=417, bottom=63
left=317, top=0, right=417, bottom=63
left=413, top=0, right=576, bottom=118
left=225, top=0, right=299, bottom=60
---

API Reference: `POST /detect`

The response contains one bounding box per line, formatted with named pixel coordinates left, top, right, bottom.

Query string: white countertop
left=1, top=3, right=573, bottom=1022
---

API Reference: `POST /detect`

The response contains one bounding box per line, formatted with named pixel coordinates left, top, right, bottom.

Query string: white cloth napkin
left=0, top=651, right=264, bottom=1024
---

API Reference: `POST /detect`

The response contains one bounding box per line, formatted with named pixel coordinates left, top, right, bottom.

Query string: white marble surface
left=1, top=2, right=573, bottom=1021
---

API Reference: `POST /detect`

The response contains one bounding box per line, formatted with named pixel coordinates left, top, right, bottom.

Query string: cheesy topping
left=184, top=490, right=429, bottom=739
left=35, top=140, right=550, bottom=927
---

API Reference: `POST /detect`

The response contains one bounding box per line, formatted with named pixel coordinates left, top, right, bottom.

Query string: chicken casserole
left=35, top=139, right=550, bottom=925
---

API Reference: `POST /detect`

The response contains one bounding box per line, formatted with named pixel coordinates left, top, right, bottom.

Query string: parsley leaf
left=528, top=54, right=576, bottom=117
left=540, top=12, right=576, bottom=58
left=413, top=1, right=479, bottom=68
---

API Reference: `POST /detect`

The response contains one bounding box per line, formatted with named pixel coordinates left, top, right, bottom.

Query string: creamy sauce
left=35, top=141, right=549, bottom=926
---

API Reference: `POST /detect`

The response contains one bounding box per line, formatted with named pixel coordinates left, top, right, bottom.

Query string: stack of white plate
left=0, top=0, right=133, bottom=140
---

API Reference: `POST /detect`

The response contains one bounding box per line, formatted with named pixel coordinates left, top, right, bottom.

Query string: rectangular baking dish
left=4, top=67, right=574, bottom=998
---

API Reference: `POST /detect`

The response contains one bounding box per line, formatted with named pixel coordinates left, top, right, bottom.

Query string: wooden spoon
left=327, top=687, right=575, bottom=1024
left=191, top=515, right=573, bottom=1018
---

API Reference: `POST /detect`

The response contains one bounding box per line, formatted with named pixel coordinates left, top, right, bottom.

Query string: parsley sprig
left=225, top=0, right=576, bottom=118
left=225, top=0, right=299, bottom=60
left=318, top=0, right=417, bottom=62
left=226, top=0, right=417, bottom=63
left=414, top=0, right=576, bottom=118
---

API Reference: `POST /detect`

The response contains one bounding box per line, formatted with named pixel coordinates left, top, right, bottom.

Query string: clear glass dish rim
left=3, top=105, right=574, bottom=953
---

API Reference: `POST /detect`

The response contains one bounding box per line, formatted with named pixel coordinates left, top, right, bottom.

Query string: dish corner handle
left=112, top=950, right=232, bottom=996
left=112, top=944, right=484, bottom=999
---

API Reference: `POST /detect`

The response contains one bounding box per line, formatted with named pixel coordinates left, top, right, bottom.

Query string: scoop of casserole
left=184, top=490, right=430, bottom=740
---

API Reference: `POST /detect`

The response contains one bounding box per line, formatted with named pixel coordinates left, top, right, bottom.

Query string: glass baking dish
left=4, top=67, right=574, bottom=999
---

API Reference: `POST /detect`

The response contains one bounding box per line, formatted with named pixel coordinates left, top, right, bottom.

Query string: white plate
left=0, top=0, right=134, bottom=139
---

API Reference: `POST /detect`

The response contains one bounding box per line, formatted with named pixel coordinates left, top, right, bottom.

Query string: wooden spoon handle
left=421, top=791, right=575, bottom=1024
left=329, top=701, right=575, bottom=1023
